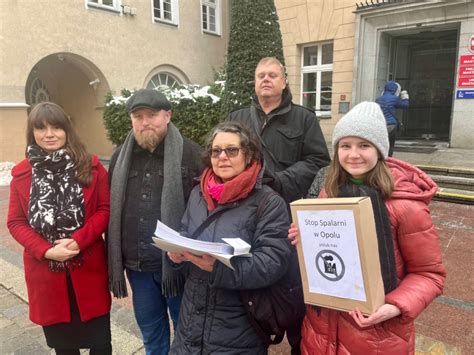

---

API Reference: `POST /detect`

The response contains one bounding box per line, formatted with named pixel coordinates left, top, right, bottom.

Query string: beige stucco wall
left=0, top=0, right=229, bottom=162
left=275, top=0, right=357, bottom=139
left=0, top=107, right=28, bottom=162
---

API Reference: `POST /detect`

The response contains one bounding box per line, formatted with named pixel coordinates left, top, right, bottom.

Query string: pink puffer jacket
left=301, top=158, right=446, bottom=355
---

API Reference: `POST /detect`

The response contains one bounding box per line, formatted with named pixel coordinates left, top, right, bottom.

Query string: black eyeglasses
left=209, top=147, right=242, bottom=158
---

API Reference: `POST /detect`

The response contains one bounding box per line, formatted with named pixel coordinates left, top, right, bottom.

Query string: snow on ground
left=0, top=162, right=15, bottom=186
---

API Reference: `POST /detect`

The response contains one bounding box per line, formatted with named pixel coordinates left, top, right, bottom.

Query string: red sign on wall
left=457, top=55, right=474, bottom=88
left=459, top=66, right=474, bottom=76
left=458, top=77, right=474, bottom=87
left=460, top=55, right=474, bottom=65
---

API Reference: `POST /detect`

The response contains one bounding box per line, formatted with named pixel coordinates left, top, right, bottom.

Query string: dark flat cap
left=126, top=89, right=171, bottom=113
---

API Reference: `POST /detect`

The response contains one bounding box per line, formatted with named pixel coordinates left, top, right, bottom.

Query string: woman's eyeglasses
left=210, top=147, right=242, bottom=158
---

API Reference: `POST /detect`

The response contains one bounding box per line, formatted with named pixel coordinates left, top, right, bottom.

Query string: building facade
left=275, top=0, right=473, bottom=149
left=0, top=0, right=229, bottom=162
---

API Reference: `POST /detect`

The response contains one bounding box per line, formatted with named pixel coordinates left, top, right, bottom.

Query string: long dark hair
left=27, top=102, right=92, bottom=186
left=203, top=121, right=262, bottom=168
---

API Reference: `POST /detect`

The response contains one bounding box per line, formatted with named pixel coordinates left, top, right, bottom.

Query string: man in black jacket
left=228, top=57, right=330, bottom=354
left=107, top=89, right=202, bottom=355
left=228, top=57, right=330, bottom=204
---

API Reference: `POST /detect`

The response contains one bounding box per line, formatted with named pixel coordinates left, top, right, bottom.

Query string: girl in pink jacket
left=289, top=101, right=446, bottom=354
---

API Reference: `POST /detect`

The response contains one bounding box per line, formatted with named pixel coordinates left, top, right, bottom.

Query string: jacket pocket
left=128, top=169, right=138, bottom=180
left=275, top=127, right=302, bottom=166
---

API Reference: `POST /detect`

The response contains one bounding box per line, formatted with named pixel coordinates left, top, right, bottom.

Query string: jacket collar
left=251, top=87, right=293, bottom=118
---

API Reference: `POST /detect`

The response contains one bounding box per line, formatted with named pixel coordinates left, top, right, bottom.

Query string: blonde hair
left=27, top=102, right=93, bottom=186
left=324, top=148, right=394, bottom=199
left=256, top=57, right=286, bottom=77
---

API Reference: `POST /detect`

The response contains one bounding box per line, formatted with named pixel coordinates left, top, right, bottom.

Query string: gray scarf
left=107, top=123, right=186, bottom=298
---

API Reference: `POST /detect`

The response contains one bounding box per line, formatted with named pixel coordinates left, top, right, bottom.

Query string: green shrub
left=103, top=82, right=225, bottom=147
left=222, top=0, right=285, bottom=114
left=103, top=89, right=133, bottom=146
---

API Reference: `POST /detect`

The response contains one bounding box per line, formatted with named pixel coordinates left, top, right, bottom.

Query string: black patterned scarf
left=27, top=145, right=85, bottom=272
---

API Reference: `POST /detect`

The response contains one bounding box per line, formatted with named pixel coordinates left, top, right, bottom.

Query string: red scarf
left=200, top=160, right=262, bottom=211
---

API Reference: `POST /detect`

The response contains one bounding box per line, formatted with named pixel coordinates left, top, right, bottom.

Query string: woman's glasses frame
left=209, top=147, right=242, bottom=158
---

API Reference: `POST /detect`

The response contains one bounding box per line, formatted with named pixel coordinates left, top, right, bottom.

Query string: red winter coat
left=301, top=158, right=446, bottom=355
left=7, top=155, right=111, bottom=326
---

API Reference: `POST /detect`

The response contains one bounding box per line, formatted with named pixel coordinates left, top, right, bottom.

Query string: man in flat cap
left=107, top=89, right=202, bottom=355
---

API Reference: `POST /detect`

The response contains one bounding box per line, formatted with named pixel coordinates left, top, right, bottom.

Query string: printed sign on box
left=290, top=197, right=385, bottom=315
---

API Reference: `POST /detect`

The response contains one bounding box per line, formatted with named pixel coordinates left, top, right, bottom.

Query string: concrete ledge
left=417, top=165, right=474, bottom=178
left=435, top=188, right=474, bottom=204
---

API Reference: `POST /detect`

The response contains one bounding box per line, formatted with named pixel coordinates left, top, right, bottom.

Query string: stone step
left=417, top=165, right=474, bottom=179
left=434, top=187, right=474, bottom=205
left=413, top=166, right=474, bottom=204
left=430, top=174, right=474, bottom=192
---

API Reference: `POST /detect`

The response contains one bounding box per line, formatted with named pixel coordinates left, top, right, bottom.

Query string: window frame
left=201, top=0, right=221, bottom=35
left=300, top=42, right=334, bottom=118
left=146, top=72, right=183, bottom=90
left=152, top=0, right=179, bottom=26
left=86, top=0, right=121, bottom=13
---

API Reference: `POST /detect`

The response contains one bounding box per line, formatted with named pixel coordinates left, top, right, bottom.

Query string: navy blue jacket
left=376, top=81, right=409, bottom=126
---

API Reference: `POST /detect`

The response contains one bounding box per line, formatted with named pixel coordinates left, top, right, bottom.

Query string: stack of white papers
left=152, top=221, right=252, bottom=270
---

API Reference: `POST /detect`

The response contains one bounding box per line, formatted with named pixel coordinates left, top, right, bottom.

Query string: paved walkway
left=1, top=144, right=473, bottom=354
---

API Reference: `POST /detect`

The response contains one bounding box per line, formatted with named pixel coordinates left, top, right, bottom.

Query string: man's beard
left=135, top=130, right=164, bottom=152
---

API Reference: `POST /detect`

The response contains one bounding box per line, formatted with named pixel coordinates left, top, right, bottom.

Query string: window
left=146, top=72, right=182, bottom=90
left=202, top=0, right=221, bottom=35
left=86, top=0, right=121, bottom=12
left=29, top=78, right=51, bottom=105
left=153, top=0, right=179, bottom=25
left=301, top=43, right=333, bottom=117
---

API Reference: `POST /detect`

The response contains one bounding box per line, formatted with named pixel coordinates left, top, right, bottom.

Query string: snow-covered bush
left=103, top=81, right=225, bottom=147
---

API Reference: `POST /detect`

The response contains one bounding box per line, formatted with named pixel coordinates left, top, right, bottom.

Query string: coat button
left=248, top=301, right=253, bottom=306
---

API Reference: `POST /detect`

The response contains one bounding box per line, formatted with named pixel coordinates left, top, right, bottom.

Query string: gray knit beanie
left=332, top=101, right=389, bottom=158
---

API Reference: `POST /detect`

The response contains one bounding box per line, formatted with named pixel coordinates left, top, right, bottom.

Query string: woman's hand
left=182, top=252, right=216, bottom=272
left=349, top=304, right=401, bottom=328
left=288, top=223, right=300, bottom=246
left=54, top=238, right=80, bottom=251
left=167, top=252, right=187, bottom=264
left=44, top=242, right=80, bottom=262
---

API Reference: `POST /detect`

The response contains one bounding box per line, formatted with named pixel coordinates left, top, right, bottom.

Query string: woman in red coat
left=7, top=102, right=112, bottom=354
left=289, top=102, right=446, bottom=354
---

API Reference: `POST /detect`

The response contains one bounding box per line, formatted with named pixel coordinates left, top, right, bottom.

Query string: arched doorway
left=25, top=53, right=113, bottom=157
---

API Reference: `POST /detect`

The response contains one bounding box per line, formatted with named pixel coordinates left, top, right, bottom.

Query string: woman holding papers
left=288, top=102, right=446, bottom=354
left=168, top=122, right=298, bottom=354
left=7, top=102, right=111, bottom=354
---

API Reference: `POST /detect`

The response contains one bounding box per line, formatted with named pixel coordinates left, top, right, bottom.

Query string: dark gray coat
left=169, top=181, right=292, bottom=355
